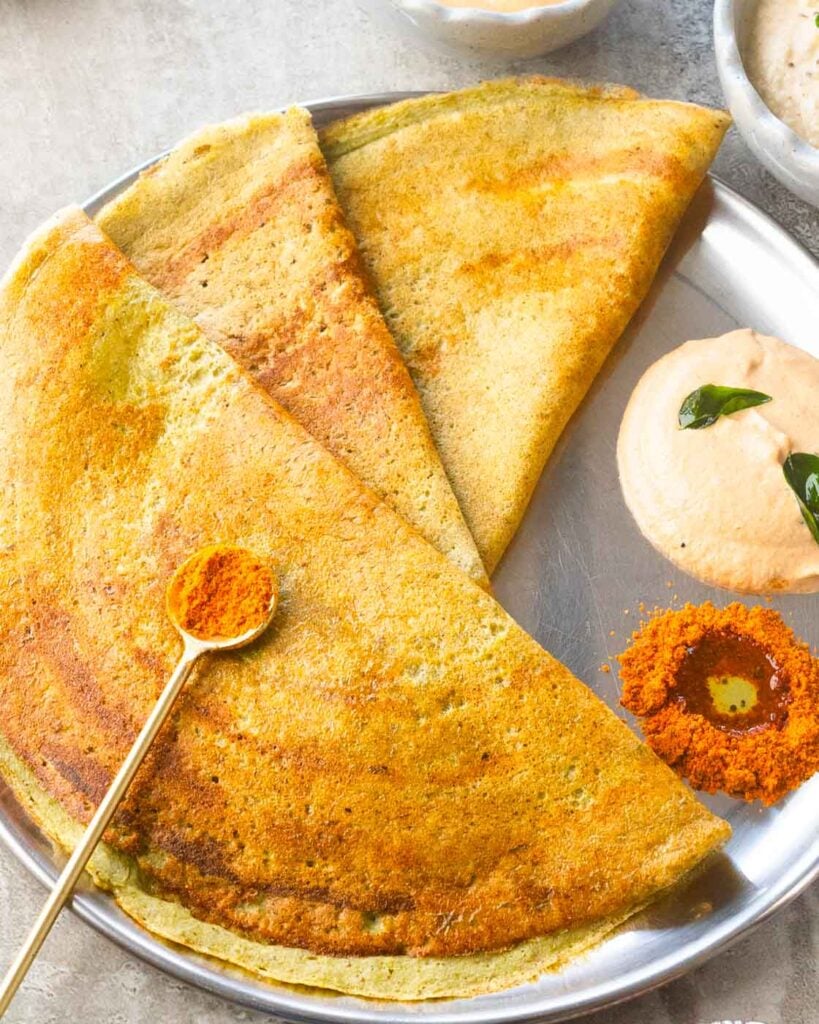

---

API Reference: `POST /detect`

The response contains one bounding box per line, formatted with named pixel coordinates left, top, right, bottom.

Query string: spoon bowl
left=166, top=544, right=279, bottom=652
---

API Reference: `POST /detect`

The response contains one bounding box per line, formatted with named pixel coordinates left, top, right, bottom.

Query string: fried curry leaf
left=783, top=452, right=819, bottom=545
left=678, top=384, right=772, bottom=430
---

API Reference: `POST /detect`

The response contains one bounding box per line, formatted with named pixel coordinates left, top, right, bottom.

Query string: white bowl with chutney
left=714, top=0, right=819, bottom=207
left=357, top=0, right=621, bottom=60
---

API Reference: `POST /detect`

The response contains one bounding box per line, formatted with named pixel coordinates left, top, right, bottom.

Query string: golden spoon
left=0, top=545, right=278, bottom=1017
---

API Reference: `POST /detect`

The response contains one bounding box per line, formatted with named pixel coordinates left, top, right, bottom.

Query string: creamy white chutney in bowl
left=714, top=0, right=819, bottom=206
left=355, top=0, right=621, bottom=60
left=618, top=330, right=819, bottom=595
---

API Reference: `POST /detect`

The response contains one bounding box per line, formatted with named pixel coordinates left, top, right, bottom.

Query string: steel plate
left=1, top=92, right=818, bottom=1023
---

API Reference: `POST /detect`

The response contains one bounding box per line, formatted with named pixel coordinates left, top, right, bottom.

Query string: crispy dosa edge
left=95, top=108, right=487, bottom=586
left=0, top=207, right=729, bottom=998
left=321, top=77, right=731, bottom=572
left=0, top=733, right=636, bottom=1000
left=320, top=78, right=646, bottom=159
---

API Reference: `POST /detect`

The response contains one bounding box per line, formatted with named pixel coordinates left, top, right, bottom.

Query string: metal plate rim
left=1, top=89, right=817, bottom=1024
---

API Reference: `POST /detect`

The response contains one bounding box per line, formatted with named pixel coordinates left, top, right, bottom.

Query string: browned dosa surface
left=96, top=108, right=486, bottom=584
left=321, top=78, right=730, bottom=572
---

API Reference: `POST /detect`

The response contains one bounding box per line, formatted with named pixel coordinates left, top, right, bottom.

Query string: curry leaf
left=678, top=384, right=772, bottom=430
left=783, top=453, right=819, bottom=545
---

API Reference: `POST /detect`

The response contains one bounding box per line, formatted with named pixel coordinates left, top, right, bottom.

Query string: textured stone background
left=0, top=0, right=817, bottom=1021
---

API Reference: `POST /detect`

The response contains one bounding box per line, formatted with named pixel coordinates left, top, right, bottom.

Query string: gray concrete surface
left=0, top=0, right=816, bottom=1021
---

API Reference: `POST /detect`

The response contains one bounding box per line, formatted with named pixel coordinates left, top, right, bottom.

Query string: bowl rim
left=713, top=0, right=819, bottom=169
left=392, top=0, right=605, bottom=27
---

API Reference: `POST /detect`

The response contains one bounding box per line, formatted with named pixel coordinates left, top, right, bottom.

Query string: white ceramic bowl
left=356, top=0, right=621, bottom=61
left=714, top=0, right=819, bottom=207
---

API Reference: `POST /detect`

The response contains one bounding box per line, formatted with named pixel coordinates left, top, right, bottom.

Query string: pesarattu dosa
left=95, top=108, right=486, bottom=585
left=0, top=208, right=729, bottom=999
left=321, top=77, right=731, bottom=572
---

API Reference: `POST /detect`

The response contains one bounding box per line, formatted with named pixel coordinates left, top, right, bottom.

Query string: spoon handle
left=0, top=642, right=202, bottom=1017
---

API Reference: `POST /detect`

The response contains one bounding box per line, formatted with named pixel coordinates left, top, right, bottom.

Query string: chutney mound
left=619, top=602, right=819, bottom=804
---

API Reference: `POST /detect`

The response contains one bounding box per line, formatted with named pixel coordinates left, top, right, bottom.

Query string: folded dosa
left=0, top=209, right=729, bottom=999
left=321, top=78, right=731, bottom=572
left=96, top=108, right=486, bottom=585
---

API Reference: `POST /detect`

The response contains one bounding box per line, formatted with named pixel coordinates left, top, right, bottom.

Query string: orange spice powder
left=617, top=602, right=819, bottom=805
left=166, top=545, right=276, bottom=641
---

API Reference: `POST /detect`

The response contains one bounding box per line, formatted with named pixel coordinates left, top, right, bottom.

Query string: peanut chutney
left=618, top=602, right=819, bottom=804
